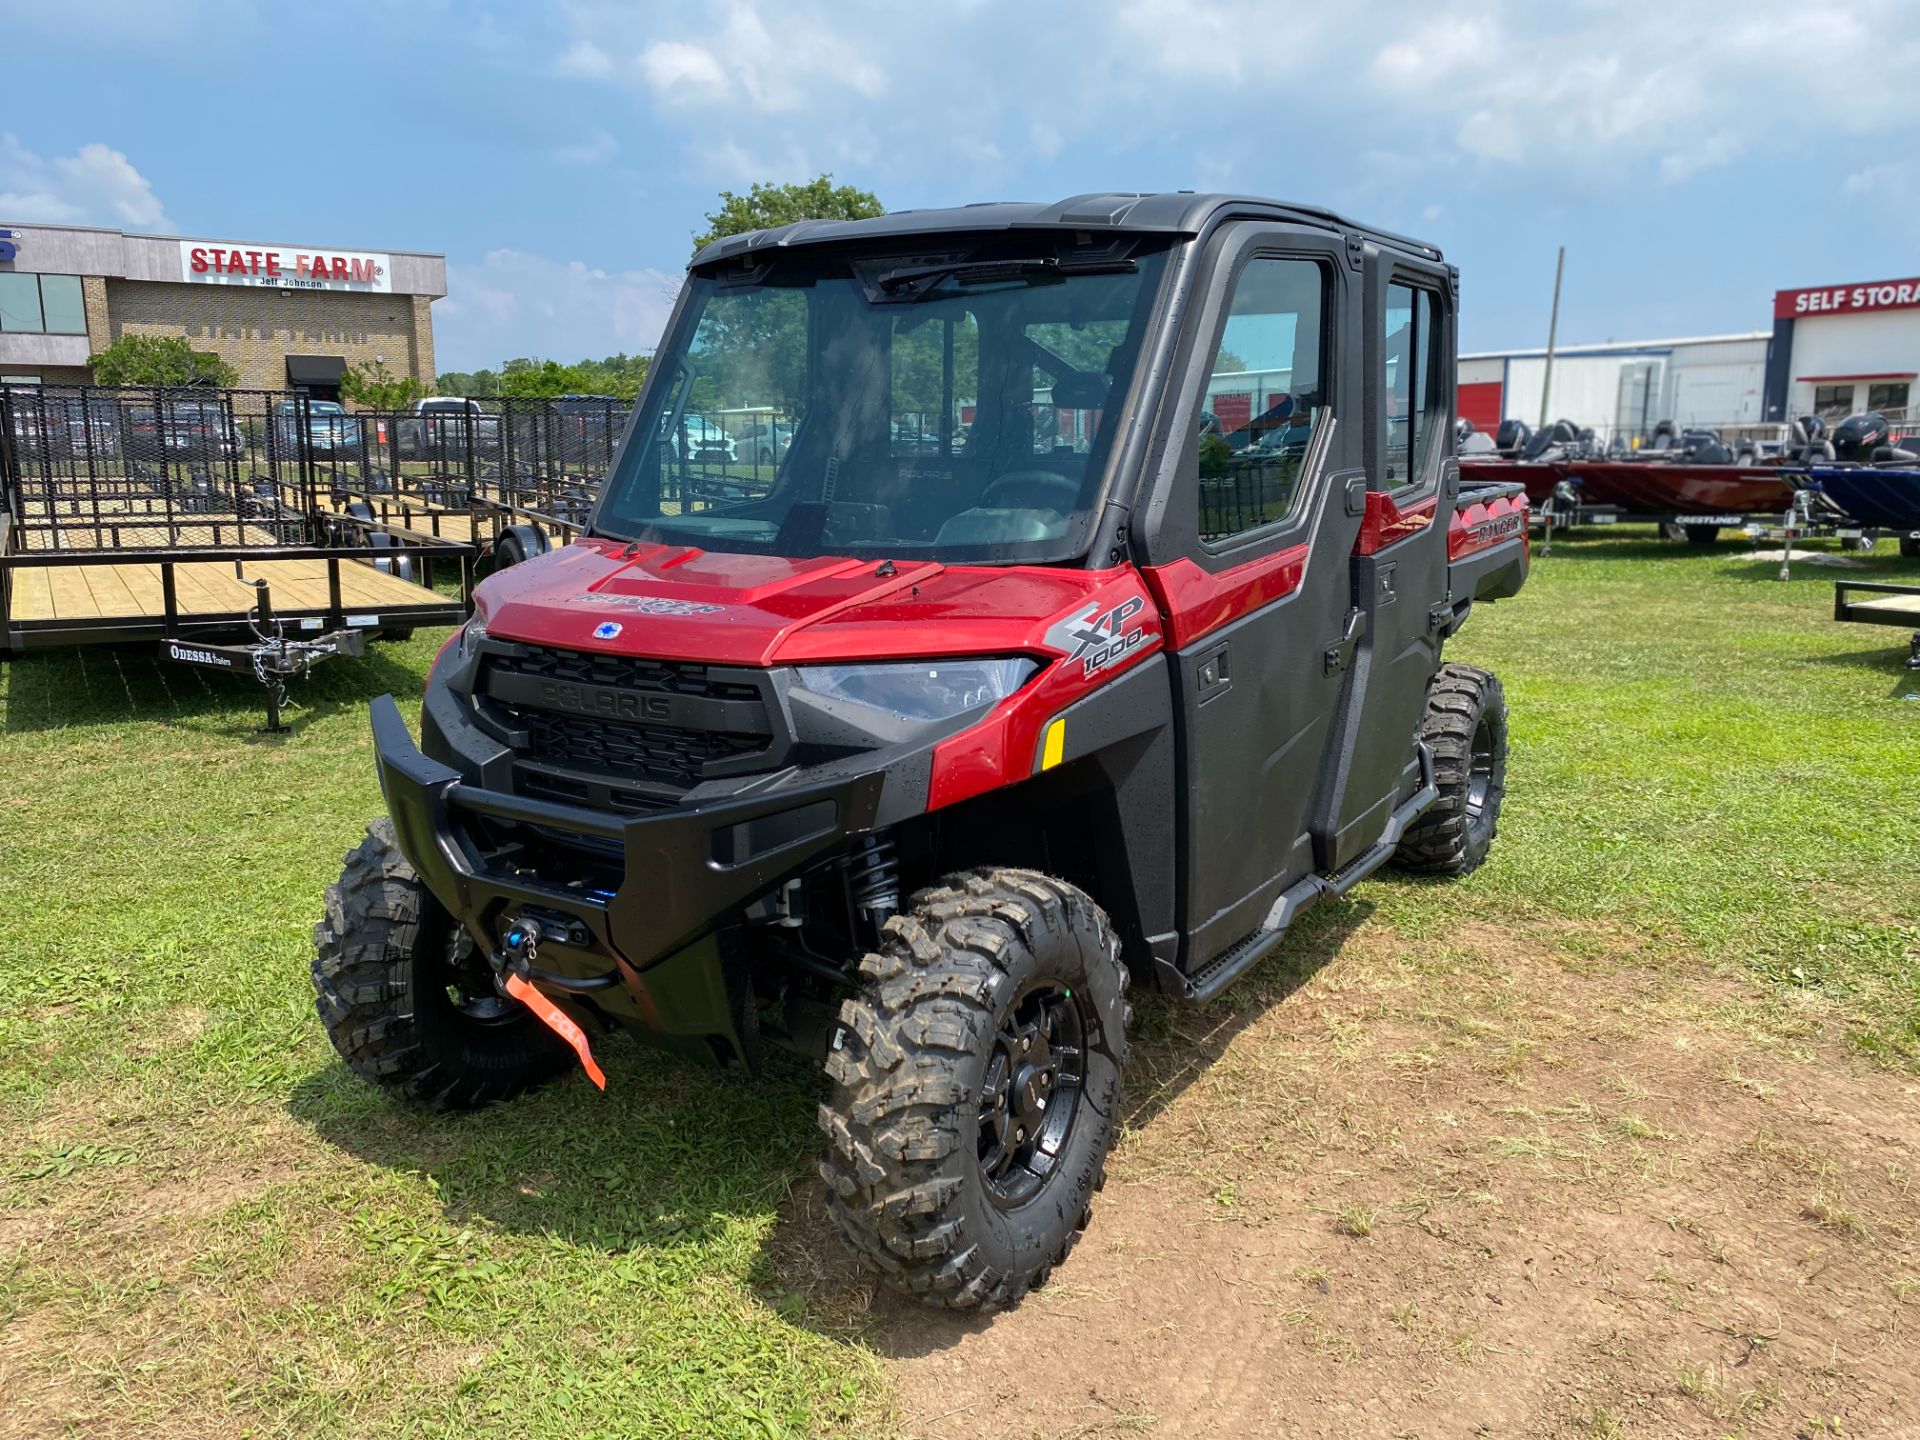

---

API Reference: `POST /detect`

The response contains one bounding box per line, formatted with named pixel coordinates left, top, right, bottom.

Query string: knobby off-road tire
left=1395, top=663, right=1509, bottom=877
left=312, top=820, right=570, bottom=1108
left=820, top=870, right=1131, bottom=1310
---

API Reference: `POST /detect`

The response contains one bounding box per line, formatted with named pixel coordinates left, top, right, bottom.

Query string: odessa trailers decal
left=164, top=641, right=237, bottom=669
left=1046, top=595, right=1151, bottom=678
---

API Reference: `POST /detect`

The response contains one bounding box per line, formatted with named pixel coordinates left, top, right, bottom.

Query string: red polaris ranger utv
left=315, top=193, right=1530, bottom=1309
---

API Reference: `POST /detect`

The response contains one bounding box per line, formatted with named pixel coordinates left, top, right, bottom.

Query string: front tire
left=819, top=870, right=1131, bottom=1310
left=312, top=821, right=571, bottom=1108
left=1395, top=663, right=1509, bottom=877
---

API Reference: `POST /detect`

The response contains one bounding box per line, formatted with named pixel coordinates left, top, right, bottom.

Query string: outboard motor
left=1787, top=414, right=1835, bottom=463
left=1522, top=418, right=1581, bottom=461
left=1681, top=428, right=1733, bottom=465
left=1833, top=412, right=1892, bottom=462
left=1456, top=416, right=1497, bottom=455
left=1494, top=418, right=1532, bottom=457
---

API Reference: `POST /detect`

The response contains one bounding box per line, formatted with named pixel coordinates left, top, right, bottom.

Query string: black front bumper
left=370, top=693, right=887, bottom=1043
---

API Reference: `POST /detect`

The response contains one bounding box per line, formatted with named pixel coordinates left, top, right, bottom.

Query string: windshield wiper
left=875, top=256, right=1135, bottom=300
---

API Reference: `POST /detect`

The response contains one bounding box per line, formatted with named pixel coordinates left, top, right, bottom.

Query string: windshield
left=593, top=242, right=1171, bottom=564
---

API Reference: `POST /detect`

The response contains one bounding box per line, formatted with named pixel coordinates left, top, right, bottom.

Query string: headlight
left=456, top=610, right=488, bottom=657
left=790, top=658, right=1036, bottom=722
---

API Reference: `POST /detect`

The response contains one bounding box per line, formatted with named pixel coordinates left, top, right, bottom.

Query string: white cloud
left=640, top=40, right=731, bottom=102
left=436, top=247, right=680, bottom=371
left=555, top=128, right=619, bottom=166
left=1364, top=0, right=1920, bottom=184
left=542, top=0, right=1920, bottom=199
left=0, top=135, right=174, bottom=230
left=555, top=38, right=615, bottom=78
left=1844, top=162, right=1909, bottom=196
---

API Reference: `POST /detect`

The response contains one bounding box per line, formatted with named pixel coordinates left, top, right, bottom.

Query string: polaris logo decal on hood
left=1046, top=595, right=1149, bottom=677
left=574, top=592, right=725, bottom=617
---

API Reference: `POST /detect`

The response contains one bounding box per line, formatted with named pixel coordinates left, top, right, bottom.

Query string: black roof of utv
left=690, top=192, right=1445, bottom=270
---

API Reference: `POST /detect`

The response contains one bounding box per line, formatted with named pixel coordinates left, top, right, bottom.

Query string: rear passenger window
left=1384, top=283, right=1444, bottom=489
left=1193, top=257, right=1327, bottom=544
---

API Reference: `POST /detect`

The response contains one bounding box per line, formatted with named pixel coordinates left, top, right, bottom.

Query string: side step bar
left=1180, top=743, right=1438, bottom=1003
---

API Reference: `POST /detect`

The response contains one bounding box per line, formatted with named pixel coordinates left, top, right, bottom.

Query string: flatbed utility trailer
left=1834, top=580, right=1920, bottom=669
left=1, top=384, right=475, bottom=728
left=302, top=396, right=634, bottom=567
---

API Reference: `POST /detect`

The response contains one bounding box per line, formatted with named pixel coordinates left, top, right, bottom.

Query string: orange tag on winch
left=503, top=973, right=607, bottom=1091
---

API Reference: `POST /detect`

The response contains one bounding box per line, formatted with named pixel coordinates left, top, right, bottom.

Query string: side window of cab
left=1191, top=257, right=1329, bottom=544
left=1384, top=282, right=1445, bottom=491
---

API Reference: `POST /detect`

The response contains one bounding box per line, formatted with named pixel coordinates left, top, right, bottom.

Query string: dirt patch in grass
left=781, top=915, right=1919, bottom=1438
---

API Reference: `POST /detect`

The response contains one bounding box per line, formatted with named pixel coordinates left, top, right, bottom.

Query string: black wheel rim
left=441, top=926, right=512, bottom=1024
left=977, top=982, right=1089, bottom=1208
left=1466, top=714, right=1496, bottom=820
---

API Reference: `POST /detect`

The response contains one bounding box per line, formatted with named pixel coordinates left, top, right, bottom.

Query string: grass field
left=3, top=528, right=1917, bottom=1438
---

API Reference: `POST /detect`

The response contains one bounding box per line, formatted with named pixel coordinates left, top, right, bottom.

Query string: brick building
left=0, top=222, right=444, bottom=399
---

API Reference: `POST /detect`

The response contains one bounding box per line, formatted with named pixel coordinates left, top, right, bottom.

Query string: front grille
left=493, top=644, right=762, bottom=702
left=520, top=709, right=766, bottom=786
left=481, top=642, right=777, bottom=792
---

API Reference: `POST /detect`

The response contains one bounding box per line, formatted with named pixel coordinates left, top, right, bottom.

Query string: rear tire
left=312, top=821, right=571, bottom=1108
left=819, top=869, right=1130, bottom=1310
left=1683, top=524, right=1722, bottom=546
left=1901, top=535, right=1920, bottom=559
left=1395, top=663, right=1509, bottom=877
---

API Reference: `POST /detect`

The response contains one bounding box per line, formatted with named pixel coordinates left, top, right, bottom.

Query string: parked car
left=547, top=393, right=624, bottom=469
left=892, top=418, right=945, bottom=455
left=127, top=399, right=244, bottom=459
left=60, top=394, right=126, bottom=459
left=661, top=413, right=736, bottom=463
left=736, top=419, right=794, bottom=466
left=396, top=396, right=500, bottom=459
left=273, top=399, right=362, bottom=457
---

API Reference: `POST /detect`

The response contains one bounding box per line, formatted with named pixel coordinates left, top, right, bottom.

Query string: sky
left=8, top=0, right=1920, bottom=373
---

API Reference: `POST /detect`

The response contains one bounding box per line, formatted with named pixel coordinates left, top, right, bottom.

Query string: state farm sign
left=1775, top=278, right=1920, bottom=319
left=179, top=241, right=391, bottom=293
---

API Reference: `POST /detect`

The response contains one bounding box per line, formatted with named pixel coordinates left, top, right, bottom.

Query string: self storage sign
left=1775, top=278, right=1920, bottom=318
left=179, top=241, right=392, bottom=293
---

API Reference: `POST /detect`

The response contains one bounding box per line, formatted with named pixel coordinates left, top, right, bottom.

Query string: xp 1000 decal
left=1045, top=595, right=1151, bottom=678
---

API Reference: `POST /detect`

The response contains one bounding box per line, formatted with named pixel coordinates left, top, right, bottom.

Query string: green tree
left=340, top=358, right=426, bottom=410
left=692, top=174, right=885, bottom=252
left=497, top=359, right=593, bottom=398
left=87, top=334, right=238, bottom=388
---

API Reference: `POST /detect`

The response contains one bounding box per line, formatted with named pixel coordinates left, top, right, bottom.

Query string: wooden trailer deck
left=6, top=554, right=439, bottom=623
left=1833, top=581, right=1920, bottom=670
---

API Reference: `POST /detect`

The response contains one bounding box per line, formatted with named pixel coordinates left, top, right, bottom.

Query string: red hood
left=476, top=537, right=1138, bottom=666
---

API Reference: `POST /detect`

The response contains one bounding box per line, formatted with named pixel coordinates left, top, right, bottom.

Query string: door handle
left=1324, top=608, right=1368, bottom=676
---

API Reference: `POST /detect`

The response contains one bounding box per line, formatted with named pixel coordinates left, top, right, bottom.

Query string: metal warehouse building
left=0, top=222, right=444, bottom=399
left=1458, top=332, right=1772, bottom=440
left=1460, top=271, right=1920, bottom=439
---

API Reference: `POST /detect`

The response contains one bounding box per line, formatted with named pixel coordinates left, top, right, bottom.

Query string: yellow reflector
left=1040, top=717, right=1066, bottom=771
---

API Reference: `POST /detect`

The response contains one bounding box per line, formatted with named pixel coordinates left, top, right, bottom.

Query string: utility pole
left=1538, top=245, right=1565, bottom=430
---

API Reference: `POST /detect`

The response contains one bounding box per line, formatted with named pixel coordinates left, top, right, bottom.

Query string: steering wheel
left=978, top=469, right=1081, bottom=512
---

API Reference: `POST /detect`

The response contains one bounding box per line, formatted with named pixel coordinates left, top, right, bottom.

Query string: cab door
left=1137, top=223, right=1366, bottom=973
left=1314, top=252, right=1457, bottom=870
